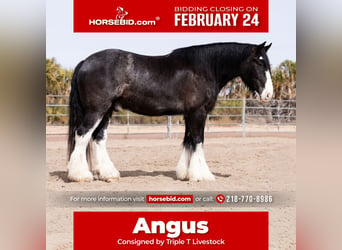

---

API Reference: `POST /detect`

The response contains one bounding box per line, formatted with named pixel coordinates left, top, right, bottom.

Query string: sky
left=46, top=0, right=296, bottom=69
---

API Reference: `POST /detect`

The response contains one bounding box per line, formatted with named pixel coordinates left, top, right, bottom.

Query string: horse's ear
left=251, top=42, right=268, bottom=56
left=253, top=42, right=267, bottom=54
left=258, top=41, right=267, bottom=48
left=265, top=43, right=272, bottom=52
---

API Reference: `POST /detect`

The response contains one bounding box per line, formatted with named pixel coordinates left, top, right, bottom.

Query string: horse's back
left=74, top=48, right=216, bottom=116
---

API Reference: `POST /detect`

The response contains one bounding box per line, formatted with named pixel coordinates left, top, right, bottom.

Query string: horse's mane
left=171, top=42, right=254, bottom=59
left=169, top=42, right=255, bottom=81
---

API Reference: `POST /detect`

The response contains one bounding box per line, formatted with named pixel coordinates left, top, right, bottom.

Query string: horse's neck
left=214, top=56, right=243, bottom=89
left=172, top=45, right=245, bottom=89
left=194, top=46, right=244, bottom=88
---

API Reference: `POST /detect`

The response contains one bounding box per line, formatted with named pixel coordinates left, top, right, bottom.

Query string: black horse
left=67, top=42, right=273, bottom=182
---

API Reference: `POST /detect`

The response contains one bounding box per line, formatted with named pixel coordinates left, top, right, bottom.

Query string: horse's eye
left=253, top=57, right=263, bottom=65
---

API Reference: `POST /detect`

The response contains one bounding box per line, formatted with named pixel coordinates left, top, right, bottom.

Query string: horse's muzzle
left=260, top=89, right=273, bottom=102
left=260, top=71, right=273, bottom=102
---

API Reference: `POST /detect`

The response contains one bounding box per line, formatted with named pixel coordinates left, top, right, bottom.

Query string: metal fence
left=46, top=95, right=296, bottom=137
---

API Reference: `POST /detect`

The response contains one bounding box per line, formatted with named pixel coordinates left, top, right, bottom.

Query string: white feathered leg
left=176, top=147, right=190, bottom=180
left=91, top=129, right=120, bottom=182
left=67, top=120, right=100, bottom=182
left=188, top=143, right=215, bottom=181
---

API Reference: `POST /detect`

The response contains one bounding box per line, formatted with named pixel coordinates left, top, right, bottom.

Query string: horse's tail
left=67, top=60, right=85, bottom=160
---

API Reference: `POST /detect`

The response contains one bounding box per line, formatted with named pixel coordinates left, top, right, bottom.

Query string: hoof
left=67, top=170, right=93, bottom=182
left=105, top=177, right=120, bottom=183
left=189, top=172, right=216, bottom=182
left=94, top=166, right=120, bottom=182
left=176, top=165, right=189, bottom=181
left=176, top=173, right=189, bottom=181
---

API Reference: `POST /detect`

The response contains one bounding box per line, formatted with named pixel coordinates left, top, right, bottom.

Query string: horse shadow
left=120, top=170, right=176, bottom=179
left=49, top=170, right=177, bottom=182
left=50, top=171, right=70, bottom=182
left=119, top=170, right=230, bottom=180
left=49, top=170, right=231, bottom=183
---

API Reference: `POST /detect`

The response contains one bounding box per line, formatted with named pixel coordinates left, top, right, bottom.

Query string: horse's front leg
left=176, top=118, right=191, bottom=180
left=177, top=109, right=215, bottom=181
left=188, top=141, right=215, bottom=181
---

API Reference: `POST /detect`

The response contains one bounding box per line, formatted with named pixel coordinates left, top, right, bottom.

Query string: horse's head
left=240, top=42, right=273, bottom=102
left=116, top=7, right=127, bottom=15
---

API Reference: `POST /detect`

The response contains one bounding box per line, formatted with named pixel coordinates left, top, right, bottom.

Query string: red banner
left=74, top=211, right=268, bottom=249
left=74, top=0, right=269, bottom=32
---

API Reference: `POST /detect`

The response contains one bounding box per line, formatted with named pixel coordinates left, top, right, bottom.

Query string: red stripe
left=74, top=0, right=269, bottom=33
left=74, top=211, right=268, bottom=250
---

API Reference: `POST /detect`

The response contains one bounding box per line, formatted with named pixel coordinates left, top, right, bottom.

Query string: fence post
left=277, top=101, right=281, bottom=132
left=242, top=97, right=246, bottom=137
left=167, top=116, right=172, bottom=139
left=127, top=111, right=130, bottom=134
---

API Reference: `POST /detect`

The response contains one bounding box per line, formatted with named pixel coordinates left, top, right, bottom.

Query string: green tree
left=46, top=58, right=72, bottom=95
left=272, top=60, right=296, bottom=99
left=46, top=58, right=73, bottom=124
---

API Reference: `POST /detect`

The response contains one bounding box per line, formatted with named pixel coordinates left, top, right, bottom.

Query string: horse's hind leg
left=91, top=110, right=120, bottom=182
left=67, top=113, right=102, bottom=182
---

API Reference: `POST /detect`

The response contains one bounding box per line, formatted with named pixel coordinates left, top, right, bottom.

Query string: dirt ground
left=46, top=134, right=296, bottom=249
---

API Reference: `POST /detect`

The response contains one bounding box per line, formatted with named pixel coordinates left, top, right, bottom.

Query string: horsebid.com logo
left=88, top=5, right=157, bottom=26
